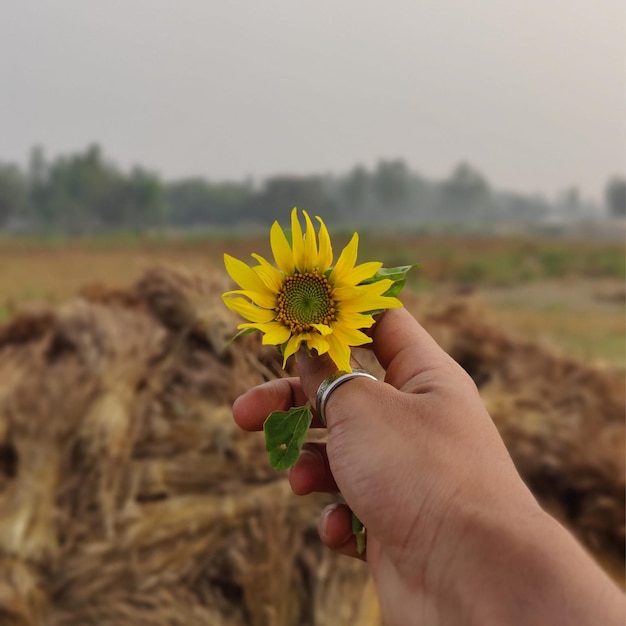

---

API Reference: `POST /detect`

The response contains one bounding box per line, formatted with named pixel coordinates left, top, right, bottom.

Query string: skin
left=233, top=308, right=625, bottom=625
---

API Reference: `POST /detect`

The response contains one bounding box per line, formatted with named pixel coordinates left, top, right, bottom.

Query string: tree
left=0, top=164, right=27, bottom=227
left=438, top=162, right=493, bottom=222
left=27, top=146, right=51, bottom=227
left=250, top=176, right=335, bottom=224
left=342, top=165, right=370, bottom=213
left=123, top=167, right=165, bottom=231
left=374, top=159, right=410, bottom=206
left=165, top=178, right=251, bottom=227
left=605, top=176, right=626, bottom=218
left=22, top=145, right=166, bottom=232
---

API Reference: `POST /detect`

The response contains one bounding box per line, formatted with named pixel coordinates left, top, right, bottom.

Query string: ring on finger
left=315, top=369, right=378, bottom=426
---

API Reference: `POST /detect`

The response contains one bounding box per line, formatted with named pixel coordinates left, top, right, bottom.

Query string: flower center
left=275, top=270, right=336, bottom=333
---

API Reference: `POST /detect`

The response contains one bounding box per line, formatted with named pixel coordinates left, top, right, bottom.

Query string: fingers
left=232, top=377, right=311, bottom=431
left=319, top=503, right=366, bottom=560
left=295, top=349, right=368, bottom=408
left=288, top=443, right=338, bottom=495
left=295, top=351, right=339, bottom=403
left=290, top=448, right=364, bottom=560
left=296, top=349, right=400, bottom=437
left=371, top=308, right=453, bottom=390
left=234, top=309, right=448, bottom=432
left=296, top=308, right=452, bottom=410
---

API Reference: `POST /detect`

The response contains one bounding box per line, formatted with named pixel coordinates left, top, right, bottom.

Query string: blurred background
left=0, top=2, right=624, bottom=625
left=0, top=1, right=625, bottom=236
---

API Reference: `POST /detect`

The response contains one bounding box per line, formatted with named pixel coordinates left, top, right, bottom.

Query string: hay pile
left=0, top=267, right=374, bottom=626
left=0, top=267, right=623, bottom=625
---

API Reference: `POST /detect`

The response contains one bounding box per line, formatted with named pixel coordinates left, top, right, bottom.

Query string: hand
left=233, top=308, right=624, bottom=625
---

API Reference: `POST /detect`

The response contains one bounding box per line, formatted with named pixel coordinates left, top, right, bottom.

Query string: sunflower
left=222, top=208, right=402, bottom=372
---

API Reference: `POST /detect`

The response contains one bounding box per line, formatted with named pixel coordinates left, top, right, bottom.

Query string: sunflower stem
left=352, top=513, right=367, bottom=554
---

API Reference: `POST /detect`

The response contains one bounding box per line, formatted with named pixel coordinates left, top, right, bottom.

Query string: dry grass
left=0, top=267, right=373, bottom=626
left=0, top=261, right=623, bottom=625
left=0, top=234, right=623, bottom=623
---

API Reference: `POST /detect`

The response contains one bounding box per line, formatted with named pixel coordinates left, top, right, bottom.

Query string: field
left=0, top=232, right=623, bottom=625
left=1, top=233, right=624, bottom=366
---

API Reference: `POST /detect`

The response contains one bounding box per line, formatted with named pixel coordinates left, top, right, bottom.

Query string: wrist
left=445, top=503, right=623, bottom=625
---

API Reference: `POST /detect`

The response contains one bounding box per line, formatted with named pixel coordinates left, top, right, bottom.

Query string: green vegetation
left=359, top=235, right=625, bottom=286
left=1, top=144, right=622, bottom=235
left=482, top=287, right=625, bottom=368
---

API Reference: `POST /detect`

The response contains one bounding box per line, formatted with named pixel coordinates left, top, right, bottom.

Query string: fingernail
left=319, top=503, right=339, bottom=541
left=299, top=447, right=319, bottom=463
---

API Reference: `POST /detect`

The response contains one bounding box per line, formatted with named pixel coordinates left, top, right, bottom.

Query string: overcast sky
left=1, top=1, right=624, bottom=202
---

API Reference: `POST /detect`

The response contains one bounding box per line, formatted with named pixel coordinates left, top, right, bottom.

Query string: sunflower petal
left=358, top=280, right=404, bottom=309
left=224, top=254, right=274, bottom=296
left=301, top=210, right=318, bottom=271
left=251, top=253, right=283, bottom=292
left=360, top=279, right=395, bottom=296
left=326, top=334, right=352, bottom=372
left=290, top=208, right=306, bottom=272
left=330, top=324, right=372, bottom=347
left=270, top=220, right=294, bottom=275
left=336, top=310, right=376, bottom=330
left=306, top=333, right=330, bottom=356
left=311, top=323, right=333, bottom=336
left=333, top=285, right=368, bottom=302
left=239, top=321, right=291, bottom=345
left=341, top=261, right=383, bottom=287
left=282, top=334, right=304, bottom=368
left=340, top=294, right=402, bottom=314
left=335, top=280, right=402, bottom=314
left=329, top=233, right=359, bottom=286
left=363, top=297, right=403, bottom=313
left=222, top=289, right=276, bottom=310
left=316, top=216, right=333, bottom=272
left=223, top=295, right=276, bottom=323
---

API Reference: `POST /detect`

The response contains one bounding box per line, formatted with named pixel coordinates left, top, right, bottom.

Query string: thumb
left=296, top=348, right=406, bottom=530
left=295, top=350, right=339, bottom=405
left=296, top=350, right=394, bottom=431
left=296, top=308, right=453, bottom=414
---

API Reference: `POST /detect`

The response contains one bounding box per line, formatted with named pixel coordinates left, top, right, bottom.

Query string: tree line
left=0, top=144, right=623, bottom=234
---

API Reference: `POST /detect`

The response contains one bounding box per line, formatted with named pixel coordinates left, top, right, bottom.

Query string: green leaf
left=359, top=263, right=420, bottom=316
left=229, top=327, right=258, bottom=342
left=352, top=512, right=366, bottom=554
left=263, top=405, right=313, bottom=470
left=359, top=264, right=420, bottom=285
left=383, top=278, right=406, bottom=298
left=351, top=512, right=364, bottom=534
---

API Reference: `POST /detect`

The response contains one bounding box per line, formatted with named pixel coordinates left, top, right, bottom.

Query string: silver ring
left=315, top=369, right=378, bottom=425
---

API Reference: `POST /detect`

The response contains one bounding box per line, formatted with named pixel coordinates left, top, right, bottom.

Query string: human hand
left=233, top=308, right=624, bottom=625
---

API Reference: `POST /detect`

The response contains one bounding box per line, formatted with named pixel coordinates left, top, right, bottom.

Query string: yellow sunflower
left=222, top=208, right=402, bottom=372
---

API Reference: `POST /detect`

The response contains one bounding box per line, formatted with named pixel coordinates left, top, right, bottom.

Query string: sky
left=1, top=1, right=624, bottom=202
